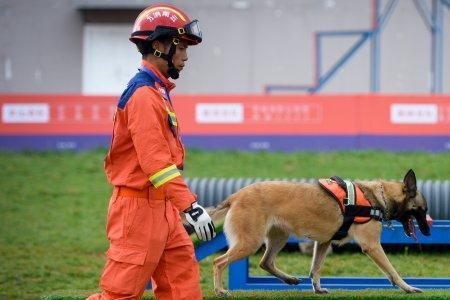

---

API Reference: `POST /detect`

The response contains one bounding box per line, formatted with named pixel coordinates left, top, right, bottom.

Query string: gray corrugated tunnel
left=186, top=178, right=450, bottom=220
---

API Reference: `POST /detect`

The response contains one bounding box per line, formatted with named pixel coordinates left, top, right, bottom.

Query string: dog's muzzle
left=399, top=208, right=431, bottom=240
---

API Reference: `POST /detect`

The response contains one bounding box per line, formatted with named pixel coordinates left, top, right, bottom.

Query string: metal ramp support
left=265, top=0, right=447, bottom=94
left=147, top=220, right=450, bottom=290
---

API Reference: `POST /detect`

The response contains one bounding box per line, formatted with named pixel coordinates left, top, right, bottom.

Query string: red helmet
left=130, top=4, right=202, bottom=45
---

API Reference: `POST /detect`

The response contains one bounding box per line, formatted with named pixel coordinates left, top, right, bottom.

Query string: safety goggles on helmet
left=179, top=20, right=202, bottom=43
left=131, top=20, right=202, bottom=45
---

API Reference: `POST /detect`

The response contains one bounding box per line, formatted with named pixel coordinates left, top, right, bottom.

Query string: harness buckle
left=343, top=197, right=350, bottom=206
left=178, top=28, right=186, bottom=35
left=153, top=49, right=162, bottom=58
left=370, top=208, right=383, bottom=221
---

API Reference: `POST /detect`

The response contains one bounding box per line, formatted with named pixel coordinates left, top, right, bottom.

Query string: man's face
left=151, top=39, right=190, bottom=78
left=171, top=41, right=189, bottom=73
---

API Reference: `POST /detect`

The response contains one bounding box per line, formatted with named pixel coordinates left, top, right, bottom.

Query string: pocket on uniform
left=124, top=197, right=153, bottom=249
left=106, top=244, right=147, bottom=266
left=106, top=196, right=126, bottom=243
left=100, top=245, right=147, bottom=295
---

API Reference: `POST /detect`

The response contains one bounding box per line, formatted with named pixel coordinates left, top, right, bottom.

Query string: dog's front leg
left=354, top=222, right=422, bottom=293
left=361, top=243, right=421, bottom=293
left=309, top=240, right=332, bottom=294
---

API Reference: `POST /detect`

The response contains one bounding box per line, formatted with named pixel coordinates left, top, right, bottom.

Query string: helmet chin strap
left=151, top=38, right=180, bottom=79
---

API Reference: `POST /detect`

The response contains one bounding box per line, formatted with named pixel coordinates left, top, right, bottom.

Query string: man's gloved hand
left=184, top=202, right=216, bottom=241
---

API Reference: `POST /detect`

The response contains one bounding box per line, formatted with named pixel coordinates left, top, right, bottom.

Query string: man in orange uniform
left=87, top=4, right=215, bottom=300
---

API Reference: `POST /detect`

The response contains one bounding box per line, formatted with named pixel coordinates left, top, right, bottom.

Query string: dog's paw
left=314, top=288, right=329, bottom=294
left=215, top=288, right=231, bottom=297
left=283, top=276, right=301, bottom=285
left=405, top=286, right=422, bottom=294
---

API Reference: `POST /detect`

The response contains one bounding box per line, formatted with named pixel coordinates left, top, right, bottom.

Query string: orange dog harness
left=319, top=176, right=383, bottom=240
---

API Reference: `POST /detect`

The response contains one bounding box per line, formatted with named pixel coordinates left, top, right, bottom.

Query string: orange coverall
left=87, top=60, right=201, bottom=300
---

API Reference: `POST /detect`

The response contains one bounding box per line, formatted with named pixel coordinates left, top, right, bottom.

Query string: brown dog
left=208, top=170, right=430, bottom=296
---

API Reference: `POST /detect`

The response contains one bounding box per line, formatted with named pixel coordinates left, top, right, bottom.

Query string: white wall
left=82, top=24, right=140, bottom=95
left=2, top=0, right=448, bottom=94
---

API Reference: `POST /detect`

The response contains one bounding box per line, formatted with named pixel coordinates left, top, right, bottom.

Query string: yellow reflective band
left=154, top=172, right=181, bottom=188
left=149, top=164, right=181, bottom=188
left=168, top=110, right=178, bottom=126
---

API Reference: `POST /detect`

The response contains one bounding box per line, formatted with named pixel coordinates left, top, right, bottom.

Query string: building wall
left=0, top=0, right=83, bottom=93
left=0, top=0, right=449, bottom=94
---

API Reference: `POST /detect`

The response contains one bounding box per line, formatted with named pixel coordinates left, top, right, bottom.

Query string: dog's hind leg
left=213, top=212, right=265, bottom=297
left=353, top=222, right=422, bottom=293
left=309, top=240, right=332, bottom=294
left=213, top=243, right=262, bottom=297
left=259, top=228, right=300, bottom=285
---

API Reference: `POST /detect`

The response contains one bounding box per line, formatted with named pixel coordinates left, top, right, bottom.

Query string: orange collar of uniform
left=141, top=60, right=175, bottom=91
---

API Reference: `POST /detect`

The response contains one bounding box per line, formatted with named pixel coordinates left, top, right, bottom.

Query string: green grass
left=0, top=149, right=449, bottom=300
left=185, top=149, right=450, bottom=179
left=42, top=290, right=450, bottom=300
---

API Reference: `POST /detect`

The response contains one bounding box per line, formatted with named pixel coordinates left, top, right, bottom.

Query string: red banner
left=1, top=94, right=449, bottom=136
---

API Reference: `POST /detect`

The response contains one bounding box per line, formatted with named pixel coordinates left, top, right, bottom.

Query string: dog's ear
left=403, top=169, right=417, bottom=197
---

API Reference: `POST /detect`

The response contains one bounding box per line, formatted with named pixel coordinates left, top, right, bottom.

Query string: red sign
left=1, top=94, right=449, bottom=136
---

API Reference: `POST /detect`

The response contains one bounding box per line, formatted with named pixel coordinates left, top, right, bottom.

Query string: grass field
left=1, top=149, right=449, bottom=300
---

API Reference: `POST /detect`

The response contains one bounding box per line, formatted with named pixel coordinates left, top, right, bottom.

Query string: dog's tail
left=208, top=198, right=232, bottom=224
left=183, top=198, right=232, bottom=235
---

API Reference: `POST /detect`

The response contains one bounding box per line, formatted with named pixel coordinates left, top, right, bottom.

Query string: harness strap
left=322, top=177, right=384, bottom=241
left=332, top=215, right=355, bottom=240
left=332, top=205, right=384, bottom=240
left=343, top=180, right=355, bottom=205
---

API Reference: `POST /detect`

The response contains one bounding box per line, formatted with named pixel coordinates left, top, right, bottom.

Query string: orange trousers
left=87, top=187, right=202, bottom=300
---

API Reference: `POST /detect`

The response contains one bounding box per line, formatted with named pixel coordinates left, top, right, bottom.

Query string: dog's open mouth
left=402, top=215, right=418, bottom=241
left=400, top=209, right=431, bottom=241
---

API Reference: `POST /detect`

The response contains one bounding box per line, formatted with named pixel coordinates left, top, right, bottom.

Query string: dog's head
left=384, top=169, right=431, bottom=238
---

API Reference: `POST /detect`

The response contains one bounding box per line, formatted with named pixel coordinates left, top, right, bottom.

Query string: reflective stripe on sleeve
left=149, top=164, right=181, bottom=188
left=168, top=110, right=178, bottom=126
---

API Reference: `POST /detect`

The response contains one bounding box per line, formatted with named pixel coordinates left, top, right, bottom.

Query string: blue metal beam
left=195, top=231, right=228, bottom=261
left=317, top=30, right=371, bottom=37
left=265, top=0, right=446, bottom=94
left=314, top=0, right=398, bottom=93
left=431, top=0, right=444, bottom=93
left=229, top=267, right=450, bottom=290
left=315, top=33, right=321, bottom=85
left=413, top=0, right=434, bottom=30
left=287, top=220, right=450, bottom=245
left=312, top=33, right=370, bottom=93
left=370, top=0, right=381, bottom=92
left=376, top=0, right=399, bottom=31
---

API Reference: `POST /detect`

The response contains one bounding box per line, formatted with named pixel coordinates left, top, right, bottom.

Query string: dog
left=205, top=169, right=431, bottom=296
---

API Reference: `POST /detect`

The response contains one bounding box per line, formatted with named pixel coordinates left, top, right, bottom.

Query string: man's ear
left=152, top=40, right=164, bottom=52
left=403, top=169, right=417, bottom=197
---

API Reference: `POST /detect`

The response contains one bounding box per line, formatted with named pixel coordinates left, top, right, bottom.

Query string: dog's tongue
left=407, top=217, right=418, bottom=241
left=426, top=214, right=434, bottom=227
